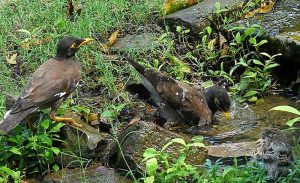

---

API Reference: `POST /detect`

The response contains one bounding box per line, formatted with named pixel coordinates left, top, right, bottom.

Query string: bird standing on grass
left=124, top=57, right=231, bottom=128
left=0, top=37, right=93, bottom=134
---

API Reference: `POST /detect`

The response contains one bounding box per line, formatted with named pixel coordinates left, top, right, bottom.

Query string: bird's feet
left=50, top=116, right=83, bottom=128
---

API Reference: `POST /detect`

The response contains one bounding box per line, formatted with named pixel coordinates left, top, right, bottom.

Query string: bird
left=124, top=57, right=231, bottom=128
left=0, top=37, right=93, bottom=134
left=253, top=128, right=294, bottom=180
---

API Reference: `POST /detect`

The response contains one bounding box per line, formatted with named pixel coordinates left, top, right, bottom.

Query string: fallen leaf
left=6, top=53, right=17, bottom=65
left=208, top=38, right=216, bottom=50
left=100, top=30, right=120, bottom=53
left=220, top=44, right=229, bottom=58
left=67, top=0, right=82, bottom=20
left=245, top=0, right=276, bottom=18
left=107, top=30, right=119, bottom=47
left=163, top=0, right=198, bottom=15
left=219, top=33, right=227, bottom=48
left=146, top=104, right=155, bottom=113
left=20, top=36, right=52, bottom=50
left=167, top=54, right=191, bottom=73
left=127, top=114, right=141, bottom=126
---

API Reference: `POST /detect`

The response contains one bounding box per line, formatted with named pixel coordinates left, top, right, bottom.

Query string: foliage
left=0, top=166, right=21, bottom=183
left=270, top=106, right=300, bottom=127
left=0, top=119, right=64, bottom=175
left=140, top=136, right=205, bottom=183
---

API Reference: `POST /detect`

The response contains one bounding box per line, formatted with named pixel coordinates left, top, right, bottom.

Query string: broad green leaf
left=9, top=147, right=21, bottom=155
left=51, top=147, right=61, bottom=155
left=252, top=59, right=264, bottom=66
left=286, top=117, right=300, bottom=127
left=248, top=96, right=257, bottom=102
left=270, top=106, right=300, bottom=115
left=244, top=90, right=258, bottom=97
left=187, top=142, right=205, bottom=148
left=249, top=37, right=256, bottom=45
left=146, top=158, right=158, bottom=176
left=41, top=119, right=50, bottom=129
left=245, top=27, right=256, bottom=35
left=52, top=164, right=60, bottom=171
left=144, top=176, right=155, bottom=183
left=222, top=167, right=233, bottom=177
left=143, top=148, right=158, bottom=159
left=49, top=122, right=65, bottom=133
left=192, top=136, right=204, bottom=143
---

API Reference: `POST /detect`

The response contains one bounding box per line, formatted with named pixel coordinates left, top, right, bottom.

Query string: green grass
left=0, top=0, right=163, bottom=116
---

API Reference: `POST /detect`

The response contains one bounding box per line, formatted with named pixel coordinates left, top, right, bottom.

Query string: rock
left=206, top=141, right=256, bottom=157
left=205, top=141, right=256, bottom=165
left=106, top=121, right=207, bottom=171
left=111, top=33, right=158, bottom=53
left=234, top=0, right=300, bottom=84
left=162, top=0, right=241, bottom=35
left=43, top=164, right=132, bottom=183
left=57, top=112, right=108, bottom=168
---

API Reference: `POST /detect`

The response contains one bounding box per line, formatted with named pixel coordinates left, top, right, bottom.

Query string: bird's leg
left=50, top=111, right=83, bottom=128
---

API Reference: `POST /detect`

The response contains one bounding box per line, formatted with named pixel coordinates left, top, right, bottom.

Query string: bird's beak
left=222, top=111, right=231, bottom=120
left=78, top=38, right=94, bottom=47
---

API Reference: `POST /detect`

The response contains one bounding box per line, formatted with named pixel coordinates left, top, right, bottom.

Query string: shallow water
left=174, top=95, right=298, bottom=144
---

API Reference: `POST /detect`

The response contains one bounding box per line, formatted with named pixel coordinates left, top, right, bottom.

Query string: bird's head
left=203, top=86, right=231, bottom=117
left=56, top=37, right=94, bottom=59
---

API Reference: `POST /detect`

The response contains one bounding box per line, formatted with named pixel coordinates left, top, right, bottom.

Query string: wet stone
left=162, top=0, right=241, bottom=35
left=43, top=164, right=132, bottom=183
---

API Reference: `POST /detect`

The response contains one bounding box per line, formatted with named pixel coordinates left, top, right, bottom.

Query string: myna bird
left=125, top=57, right=231, bottom=127
left=0, top=37, right=93, bottom=134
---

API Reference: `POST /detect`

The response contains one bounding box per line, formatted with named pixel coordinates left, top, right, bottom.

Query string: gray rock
left=43, top=164, right=132, bottom=183
left=111, top=33, right=158, bottom=53
left=162, top=0, right=241, bottom=35
left=106, top=121, right=207, bottom=171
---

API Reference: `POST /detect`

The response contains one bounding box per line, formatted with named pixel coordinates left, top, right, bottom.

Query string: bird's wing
left=11, top=75, right=77, bottom=114
left=155, top=76, right=212, bottom=123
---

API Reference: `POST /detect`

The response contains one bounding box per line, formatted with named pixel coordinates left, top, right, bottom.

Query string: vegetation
left=0, top=0, right=298, bottom=182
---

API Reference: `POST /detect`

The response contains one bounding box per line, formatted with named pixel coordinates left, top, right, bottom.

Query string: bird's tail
left=0, top=108, right=36, bottom=134
left=124, top=56, right=146, bottom=76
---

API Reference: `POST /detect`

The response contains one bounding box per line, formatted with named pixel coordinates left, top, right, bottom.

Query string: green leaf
left=222, top=167, right=233, bottom=177
left=186, top=142, right=205, bottom=148
left=38, top=134, right=52, bottom=146
left=235, top=32, right=241, bottom=43
left=248, top=96, right=257, bottom=102
left=252, top=59, right=264, bottom=66
left=206, top=26, right=212, bottom=35
left=48, top=122, right=65, bottom=133
left=44, top=150, right=54, bottom=162
left=249, top=37, right=256, bottom=45
left=215, top=2, right=221, bottom=10
left=244, top=90, right=258, bottom=97
left=245, top=27, right=256, bottom=36
left=52, top=164, right=60, bottom=171
left=146, top=158, right=158, bottom=176
left=144, top=176, right=155, bottom=183
left=270, top=106, right=300, bottom=115
left=51, top=147, right=61, bottom=155
left=161, top=138, right=186, bottom=152
left=41, top=119, right=50, bottom=129
left=192, top=136, right=204, bottom=143
left=143, top=148, right=158, bottom=159
left=264, top=63, right=279, bottom=71
left=9, top=147, right=21, bottom=155
left=286, top=117, right=300, bottom=127
left=258, top=39, right=268, bottom=46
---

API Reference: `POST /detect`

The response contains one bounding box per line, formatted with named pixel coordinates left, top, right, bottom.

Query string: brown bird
left=254, top=128, right=294, bottom=180
left=125, top=57, right=231, bottom=128
left=0, top=37, right=93, bottom=134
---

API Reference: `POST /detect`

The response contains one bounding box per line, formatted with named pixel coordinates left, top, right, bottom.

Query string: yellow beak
left=79, top=38, right=94, bottom=47
left=223, top=111, right=231, bottom=120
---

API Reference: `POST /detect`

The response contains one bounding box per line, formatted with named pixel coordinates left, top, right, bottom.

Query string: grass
left=0, top=0, right=164, bottom=117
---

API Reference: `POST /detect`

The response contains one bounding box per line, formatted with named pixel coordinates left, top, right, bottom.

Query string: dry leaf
left=67, top=0, right=82, bottom=20
left=163, top=0, right=198, bottom=15
left=127, top=114, right=141, bottom=126
left=6, top=53, right=17, bottom=65
left=208, top=38, right=216, bottom=50
left=219, top=33, right=227, bottom=48
left=20, top=36, right=51, bottom=50
left=220, top=44, right=229, bottom=58
left=245, top=0, right=275, bottom=18
left=100, top=30, right=119, bottom=53
left=107, top=30, right=119, bottom=47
